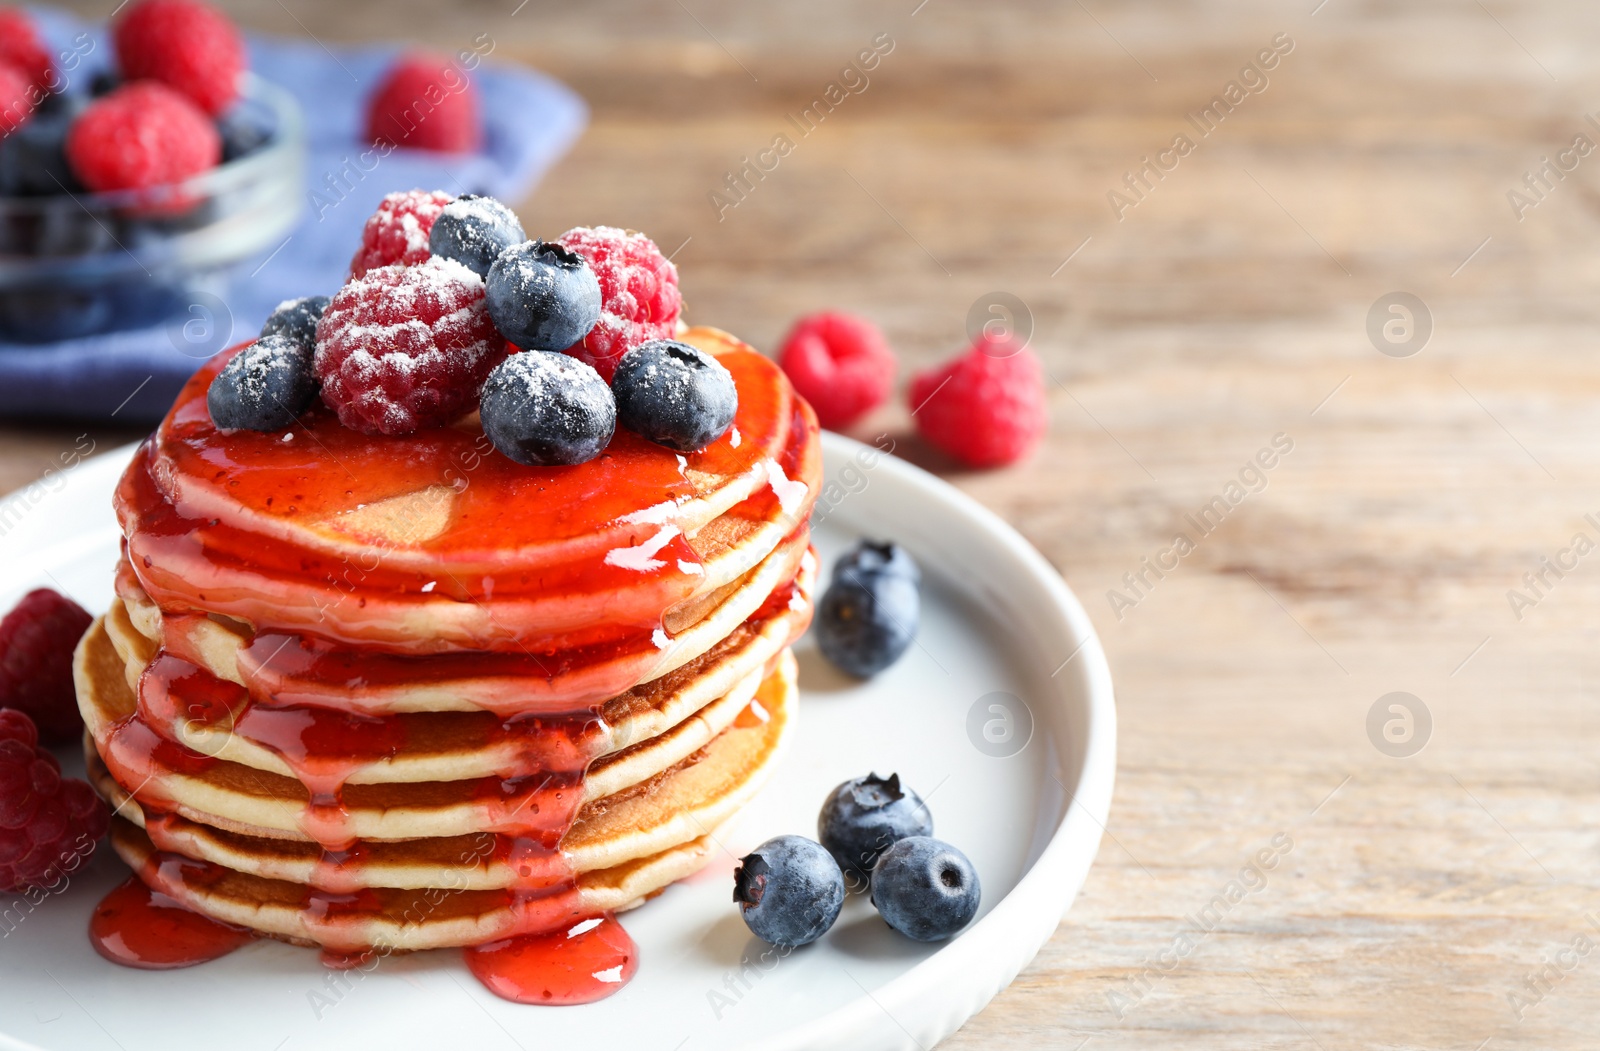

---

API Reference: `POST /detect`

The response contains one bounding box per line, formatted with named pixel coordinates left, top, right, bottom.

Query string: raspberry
left=0, top=9, right=52, bottom=93
left=349, top=189, right=453, bottom=279
left=0, top=589, right=92, bottom=746
left=365, top=52, right=481, bottom=154
left=0, top=709, right=108, bottom=893
left=0, top=59, right=31, bottom=137
left=556, top=226, right=681, bottom=382
left=113, top=0, right=244, bottom=116
left=315, top=257, right=507, bottom=435
left=777, top=312, right=896, bottom=430
left=64, top=82, right=219, bottom=193
left=908, top=340, right=1048, bottom=468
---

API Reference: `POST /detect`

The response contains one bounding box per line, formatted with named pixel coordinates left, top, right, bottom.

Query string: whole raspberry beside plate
left=0, top=589, right=92, bottom=746
left=777, top=311, right=896, bottom=430
left=557, top=226, right=682, bottom=382
left=113, top=0, right=244, bottom=116
left=365, top=52, right=482, bottom=154
left=349, top=189, right=454, bottom=279
left=909, top=339, right=1047, bottom=468
left=315, top=257, right=506, bottom=435
left=64, top=82, right=220, bottom=193
left=0, top=708, right=108, bottom=892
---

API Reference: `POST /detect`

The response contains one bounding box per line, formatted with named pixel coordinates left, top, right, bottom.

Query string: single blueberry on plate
left=612, top=339, right=737, bottom=453
left=818, top=772, right=933, bottom=885
left=480, top=351, right=616, bottom=466
left=870, top=836, right=981, bottom=942
left=815, top=541, right=920, bottom=678
left=206, top=333, right=318, bottom=431
left=429, top=194, right=527, bottom=279
left=259, top=295, right=330, bottom=350
left=485, top=239, right=602, bottom=352
left=733, top=834, right=845, bottom=947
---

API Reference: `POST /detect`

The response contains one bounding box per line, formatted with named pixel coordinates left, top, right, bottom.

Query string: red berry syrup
left=90, top=876, right=253, bottom=969
left=464, top=912, right=638, bottom=1005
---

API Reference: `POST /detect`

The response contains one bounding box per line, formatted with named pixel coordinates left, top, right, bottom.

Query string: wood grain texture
left=7, top=0, right=1600, bottom=1046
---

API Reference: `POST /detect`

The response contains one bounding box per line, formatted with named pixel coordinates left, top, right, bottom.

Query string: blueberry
left=217, top=110, right=274, bottom=163
left=818, top=773, right=933, bottom=885
left=612, top=340, right=737, bottom=453
left=259, top=295, right=329, bottom=350
left=480, top=351, right=616, bottom=466
left=815, top=545, right=919, bottom=678
left=89, top=70, right=119, bottom=97
left=0, top=92, right=84, bottom=198
left=206, top=334, right=318, bottom=431
left=429, top=194, right=527, bottom=279
left=733, top=835, right=845, bottom=947
left=870, top=836, right=981, bottom=942
left=484, top=239, right=601, bottom=352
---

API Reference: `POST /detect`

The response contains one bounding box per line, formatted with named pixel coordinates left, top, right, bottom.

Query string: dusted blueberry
left=480, top=351, right=616, bottom=466
left=259, top=295, right=329, bottom=349
left=818, top=773, right=933, bottom=884
left=485, top=239, right=601, bottom=352
left=870, top=836, right=981, bottom=942
left=207, top=334, right=318, bottom=431
left=833, top=540, right=919, bottom=587
left=733, top=835, right=845, bottom=947
left=429, top=194, right=526, bottom=279
left=815, top=550, right=919, bottom=678
left=612, top=339, right=737, bottom=453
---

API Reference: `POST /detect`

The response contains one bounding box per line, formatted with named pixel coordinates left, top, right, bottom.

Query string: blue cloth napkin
left=0, top=12, right=586, bottom=422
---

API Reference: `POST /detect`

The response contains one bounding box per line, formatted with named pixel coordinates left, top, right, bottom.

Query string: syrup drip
left=464, top=913, right=639, bottom=1005
left=90, top=876, right=254, bottom=969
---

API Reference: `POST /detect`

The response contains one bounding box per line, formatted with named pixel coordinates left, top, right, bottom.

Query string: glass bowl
left=0, top=73, right=305, bottom=343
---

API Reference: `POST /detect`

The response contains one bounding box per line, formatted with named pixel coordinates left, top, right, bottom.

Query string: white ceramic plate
left=0, top=432, right=1115, bottom=1051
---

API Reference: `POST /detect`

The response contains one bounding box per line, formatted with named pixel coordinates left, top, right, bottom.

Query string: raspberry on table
left=315, top=257, right=507, bottom=435
left=0, top=589, right=92, bottom=746
left=0, top=8, right=53, bottom=93
left=556, top=226, right=682, bottom=382
left=908, top=339, right=1048, bottom=468
left=365, top=52, right=481, bottom=154
left=0, top=708, right=109, bottom=893
left=349, top=189, right=454, bottom=279
left=777, top=311, right=896, bottom=430
left=113, top=0, right=244, bottom=116
left=64, top=82, right=220, bottom=193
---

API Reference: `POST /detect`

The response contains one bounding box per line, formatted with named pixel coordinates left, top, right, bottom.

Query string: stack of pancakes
left=74, top=326, right=821, bottom=955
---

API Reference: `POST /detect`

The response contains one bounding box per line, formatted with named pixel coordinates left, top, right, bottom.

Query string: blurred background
left=6, top=1, right=1600, bottom=1046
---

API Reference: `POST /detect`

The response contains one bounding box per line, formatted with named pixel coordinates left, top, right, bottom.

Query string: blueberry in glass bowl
left=0, top=72, right=304, bottom=343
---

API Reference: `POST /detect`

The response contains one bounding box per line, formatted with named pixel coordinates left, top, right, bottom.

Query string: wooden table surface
left=8, top=1, right=1600, bottom=1047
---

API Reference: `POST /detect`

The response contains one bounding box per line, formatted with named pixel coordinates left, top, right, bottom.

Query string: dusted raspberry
left=909, top=340, right=1048, bottom=468
left=113, top=0, right=244, bottom=116
left=64, top=82, right=220, bottom=193
left=365, top=52, right=481, bottom=153
left=349, top=189, right=454, bottom=279
left=777, top=312, right=896, bottom=430
left=0, top=8, right=52, bottom=93
left=0, top=589, right=92, bottom=746
left=0, top=59, right=31, bottom=137
left=315, top=257, right=507, bottom=435
left=556, top=226, right=682, bottom=382
left=0, top=709, right=108, bottom=893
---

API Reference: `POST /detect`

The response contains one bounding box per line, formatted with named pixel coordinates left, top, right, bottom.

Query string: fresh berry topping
left=259, top=295, right=330, bottom=349
left=207, top=335, right=318, bottom=432
left=0, top=9, right=50, bottom=93
left=612, top=339, right=736, bottom=453
left=815, top=540, right=920, bottom=679
left=314, top=258, right=505, bottom=435
left=428, top=194, right=525, bottom=279
left=777, top=312, right=896, bottom=430
left=113, top=0, right=244, bottom=116
left=732, top=835, right=844, bottom=947
left=556, top=226, right=682, bottom=382
left=833, top=539, right=919, bottom=587
left=869, top=836, right=981, bottom=942
left=485, top=240, right=601, bottom=352
left=908, top=340, right=1047, bottom=468
left=349, top=189, right=453, bottom=279
left=0, top=589, right=92, bottom=746
left=479, top=351, right=616, bottom=466
left=365, top=52, right=481, bottom=153
left=0, top=708, right=108, bottom=893
left=818, top=773, right=933, bottom=885
left=0, top=59, right=32, bottom=137
left=64, top=82, right=220, bottom=193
